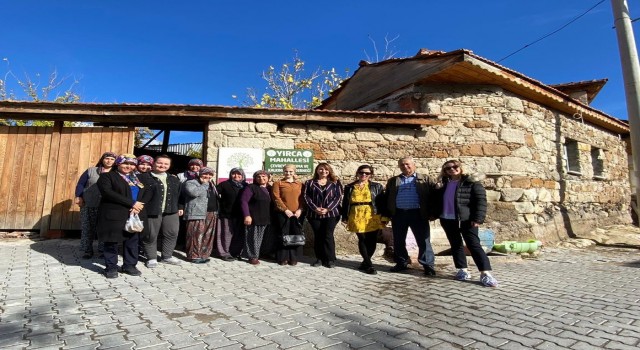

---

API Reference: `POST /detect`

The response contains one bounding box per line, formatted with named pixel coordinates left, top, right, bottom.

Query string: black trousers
left=440, top=218, right=492, bottom=271
left=307, top=217, right=339, bottom=263
left=357, top=231, right=378, bottom=268
left=103, top=231, right=139, bottom=271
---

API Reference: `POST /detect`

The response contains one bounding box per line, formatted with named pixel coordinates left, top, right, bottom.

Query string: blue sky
left=1, top=1, right=637, bottom=143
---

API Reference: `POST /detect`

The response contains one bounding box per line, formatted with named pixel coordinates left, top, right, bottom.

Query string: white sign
left=217, top=147, right=264, bottom=184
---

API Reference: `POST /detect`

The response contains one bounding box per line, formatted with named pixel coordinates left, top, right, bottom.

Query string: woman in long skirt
left=215, top=168, right=247, bottom=261
left=183, top=167, right=218, bottom=263
left=271, top=164, right=304, bottom=266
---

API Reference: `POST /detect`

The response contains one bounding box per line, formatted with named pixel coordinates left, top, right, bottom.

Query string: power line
left=497, top=0, right=606, bottom=63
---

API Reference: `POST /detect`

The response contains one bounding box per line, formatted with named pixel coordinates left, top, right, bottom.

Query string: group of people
left=75, top=153, right=498, bottom=287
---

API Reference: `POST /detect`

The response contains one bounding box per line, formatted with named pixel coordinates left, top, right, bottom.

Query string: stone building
left=0, top=49, right=631, bottom=246
left=208, top=49, right=631, bottom=244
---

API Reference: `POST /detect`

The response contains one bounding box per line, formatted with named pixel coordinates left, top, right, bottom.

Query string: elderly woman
left=436, top=159, right=498, bottom=287
left=178, top=158, right=204, bottom=183
left=75, top=151, right=117, bottom=259
left=271, top=164, right=304, bottom=266
left=183, top=167, right=219, bottom=263
left=216, top=168, right=247, bottom=261
left=341, top=165, right=387, bottom=275
left=240, top=170, right=272, bottom=265
left=303, top=163, right=343, bottom=268
left=96, top=154, right=152, bottom=278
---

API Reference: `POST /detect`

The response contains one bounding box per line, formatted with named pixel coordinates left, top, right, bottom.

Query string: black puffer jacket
left=437, top=174, right=487, bottom=223
left=341, top=181, right=385, bottom=221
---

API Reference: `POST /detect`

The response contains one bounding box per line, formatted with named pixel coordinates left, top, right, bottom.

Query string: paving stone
left=226, top=332, right=270, bottom=349
left=294, top=331, right=344, bottom=349
left=3, top=242, right=640, bottom=349
left=604, top=340, right=640, bottom=349
left=262, top=331, right=309, bottom=348
left=0, top=331, right=28, bottom=348
left=330, top=331, right=376, bottom=348
left=61, top=333, right=100, bottom=348
left=126, top=333, right=169, bottom=348
left=26, top=332, right=64, bottom=348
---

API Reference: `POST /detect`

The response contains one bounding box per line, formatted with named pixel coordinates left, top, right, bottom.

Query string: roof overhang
left=319, top=50, right=629, bottom=135
left=0, top=101, right=439, bottom=130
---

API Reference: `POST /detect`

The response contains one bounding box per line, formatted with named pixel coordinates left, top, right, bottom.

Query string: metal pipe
left=611, top=0, right=640, bottom=215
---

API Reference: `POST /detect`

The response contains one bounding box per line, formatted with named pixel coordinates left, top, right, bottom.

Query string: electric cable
left=497, top=0, right=606, bottom=63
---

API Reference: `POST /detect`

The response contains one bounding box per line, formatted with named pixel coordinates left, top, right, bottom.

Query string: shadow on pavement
left=29, top=238, right=106, bottom=275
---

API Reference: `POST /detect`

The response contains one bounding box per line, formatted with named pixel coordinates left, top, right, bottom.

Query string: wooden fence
left=0, top=125, right=134, bottom=236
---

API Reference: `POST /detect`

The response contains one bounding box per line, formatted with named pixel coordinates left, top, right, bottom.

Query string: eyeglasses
left=444, top=165, right=459, bottom=171
left=358, top=172, right=372, bottom=176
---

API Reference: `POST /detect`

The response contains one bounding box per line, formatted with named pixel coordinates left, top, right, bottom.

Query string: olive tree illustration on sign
left=227, top=152, right=254, bottom=170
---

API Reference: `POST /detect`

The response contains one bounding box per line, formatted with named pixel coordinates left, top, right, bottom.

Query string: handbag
left=282, top=234, right=306, bottom=247
left=124, top=213, right=144, bottom=233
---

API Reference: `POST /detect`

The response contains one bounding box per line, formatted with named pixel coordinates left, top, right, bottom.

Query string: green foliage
left=134, top=127, right=155, bottom=148
left=237, top=53, right=346, bottom=109
left=186, top=148, right=202, bottom=159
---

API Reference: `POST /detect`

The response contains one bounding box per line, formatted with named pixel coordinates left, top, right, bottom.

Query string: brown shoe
left=278, top=261, right=288, bottom=266
left=289, top=260, right=298, bottom=266
left=249, top=258, right=260, bottom=265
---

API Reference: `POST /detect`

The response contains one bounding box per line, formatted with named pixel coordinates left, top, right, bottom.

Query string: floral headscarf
left=115, top=153, right=138, bottom=166
left=137, top=155, right=154, bottom=166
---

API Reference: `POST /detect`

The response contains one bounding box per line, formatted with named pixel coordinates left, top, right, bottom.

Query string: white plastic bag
left=125, top=213, right=144, bottom=233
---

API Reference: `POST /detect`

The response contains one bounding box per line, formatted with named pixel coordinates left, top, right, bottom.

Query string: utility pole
left=611, top=0, right=640, bottom=214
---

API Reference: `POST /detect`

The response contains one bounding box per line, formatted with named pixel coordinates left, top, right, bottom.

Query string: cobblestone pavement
left=1, top=239, right=639, bottom=350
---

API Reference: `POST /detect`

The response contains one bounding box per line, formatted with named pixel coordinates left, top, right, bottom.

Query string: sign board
left=264, top=149, right=314, bottom=174
left=217, top=147, right=264, bottom=184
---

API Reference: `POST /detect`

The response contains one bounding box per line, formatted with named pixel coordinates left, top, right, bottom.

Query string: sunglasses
left=358, top=172, right=372, bottom=176
left=444, top=165, right=459, bottom=171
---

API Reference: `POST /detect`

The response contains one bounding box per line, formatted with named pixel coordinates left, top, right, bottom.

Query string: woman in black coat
left=436, top=159, right=497, bottom=287
left=215, top=167, right=247, bottom=261
left=97, top=154, right=152, bottom=279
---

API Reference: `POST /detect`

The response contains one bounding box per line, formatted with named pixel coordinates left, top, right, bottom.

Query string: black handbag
left=282, top=234, right=306, bottom=247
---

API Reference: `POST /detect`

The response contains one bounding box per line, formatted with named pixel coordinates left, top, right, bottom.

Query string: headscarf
left=137, top=155, right=154, bottom=166
left=188, top=158, right=204, bottom=167
left=228, top=167, right=247, bottom=188
left=199, top=167, right=215, bottom=176
left=95, top=151, right=118, bottom=167
left=115, top=153, right=142, bottom=187
left=115, top=153, right=138, bottom=166
left=183, top=159, right=204, bottom=181
left=252, top=170, right=270, bottom=184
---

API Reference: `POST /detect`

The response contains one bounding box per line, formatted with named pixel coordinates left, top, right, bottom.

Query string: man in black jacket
left=143, top=155, right=183, bottom=268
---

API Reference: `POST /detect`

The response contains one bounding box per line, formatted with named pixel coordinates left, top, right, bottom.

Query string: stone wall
left=205, top=83, right=631, bottom=249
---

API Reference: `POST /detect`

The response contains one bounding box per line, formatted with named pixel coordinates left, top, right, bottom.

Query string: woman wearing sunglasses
left=436, top=160, right=498, bottom=287
left=341, top=165, right=387, bottom=275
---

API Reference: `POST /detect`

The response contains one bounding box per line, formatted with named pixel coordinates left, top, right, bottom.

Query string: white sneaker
left=162, top=257, right=182, bottom=265
left=454, top=269, right=471, bottom=281
left=146, top=259, right=158, bottom=268
left=481, top=274, right=499, bottom=287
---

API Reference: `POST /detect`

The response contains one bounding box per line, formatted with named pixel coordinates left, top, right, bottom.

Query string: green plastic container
left=493, top=240, right=541, bottom=254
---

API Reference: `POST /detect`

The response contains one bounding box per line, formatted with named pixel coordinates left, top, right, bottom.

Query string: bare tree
left=363, top=34, right=400, bottom=63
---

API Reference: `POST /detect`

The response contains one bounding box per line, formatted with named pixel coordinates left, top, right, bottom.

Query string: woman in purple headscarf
left=96, top=154, right=153, bottom=278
